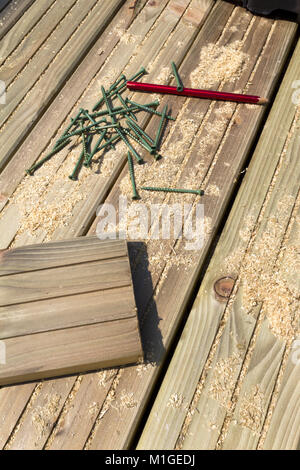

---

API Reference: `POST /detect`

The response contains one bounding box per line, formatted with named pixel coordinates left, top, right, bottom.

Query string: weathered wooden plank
left=0, top=0, right=213, bottom=450
left=0, top=0, right=35, bottom=41
left=44, top=370, right=118, bottom=451
left=0, top=0, right=55, bottom=67
left=220, top=129, right=300, bottom=451
left=262, top=335, right=300, bottom=450
left=0, top=285, right=136, bottom=339
left=0, top=257, right=132, bottom=306
left=0, top=0, right=125, bottom=172
left=0, top=318, right=142, bottom=386
left=0, top=1, right=11, bottom=13
left=4, top=377, right=76, bottom=450
left=0, top=237, right=127, bottom=275
left=0, top=0, right=77, bottom=85
left=138, top=37, right=300, bottom=450
left=0, top=0, right=98, bottom=128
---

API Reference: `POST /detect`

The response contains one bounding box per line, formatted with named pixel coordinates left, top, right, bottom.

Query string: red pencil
left=126, top=81, right=268, bottom=105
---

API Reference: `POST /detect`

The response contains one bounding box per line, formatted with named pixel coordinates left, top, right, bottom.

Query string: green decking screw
left=57, top=121, right=117, bottom=142
left=127, top=151, right=139, bottom=200
left=82, top=108, right=98, bottom=126
left=115, top=128, right=143, bottom=164
left=171, top=61, right=184, bottom=92
left=125, top=98, right=175, bottom=120
left=96, top=134, right=120, bottom=152
left=141, top=187, right=204, bottom=196
left=109, top=74, right=126, bottom=93
left=125, top=116, right=155, bottom=146
left=122, top=127, right=154, bottom=154
left=84, top=130, right=107, bottom=167
left=101, top=86, right=117, bottom=124
left=117, top=93, right=137, bottom=121
left=26, top=139, right=71, bottom=175
left=68, top=135, right=92, bottom=180
left=153, top=104, right=167, bottom=150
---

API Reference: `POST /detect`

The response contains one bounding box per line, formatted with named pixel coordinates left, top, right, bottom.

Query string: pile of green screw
left=26, top=65, right=204, bottom=200
left=26, top=67, right=174, bottom=182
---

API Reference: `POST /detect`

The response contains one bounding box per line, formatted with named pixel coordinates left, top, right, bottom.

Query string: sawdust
left=238, top=196, right=300, bottom=339
left=97, top=369, right=118, bottom=387
left=32, top=394, right=62, bottom=436
left=209, top=354, right=242, bottom=410
left=190, top=41, right=249, bottom=89
left=239, top=385, right=265, bottom=433
left=7, top=143, right=98, bottom=244
left=167, top=393, right=186, bottom=410
left=120, top=32, right=141, bottom=45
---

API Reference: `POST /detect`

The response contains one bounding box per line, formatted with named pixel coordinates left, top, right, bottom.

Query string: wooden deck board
left=138, top=37, right=300, bottom=450
left=0, top=0, right=298, bottom=450
left=0, top=0, right=55, bottom=68
left=0, top=0, right=35, bottom=41
left=0, top=0, right=78, bottom=86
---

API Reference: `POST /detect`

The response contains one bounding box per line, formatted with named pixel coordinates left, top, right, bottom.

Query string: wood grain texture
left=262, top=336, right=300, bottom=450
left=0, top=0, right=35, bottom=41
left=138, top=37, right=300, bottom=450
left=0, top=318, right=142, bottom=386
left=0, top=0, right=125, bottom=172
left=0, top=0, right=55, bottom=67
left=0, top=0, right=77, bottom=85
left=0, top=237, right=142, bottom=387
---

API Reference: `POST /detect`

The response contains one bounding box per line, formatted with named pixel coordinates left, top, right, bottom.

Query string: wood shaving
left=167, top=393, right=186, bottom=410
left=31, top=394, right=61, bottom=436
left=239, top=385, right=265, bottom=433
left=209, top=354, right=242, bottom=410
left=190, top=41, right=249, bottom=89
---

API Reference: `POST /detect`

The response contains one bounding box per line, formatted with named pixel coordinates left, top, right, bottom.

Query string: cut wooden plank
left=0, top=0, right=55, bottom=66
left=0, top=0, right=78, bottom=85
left=0, top=237, right=127, bottom=275
left=1, top=2, right=296, bottom=451
left=0, top=0, right=35, bottom=41
left=0, top=237, right=142, bottom=386
left=0, top=318, right=142, bottom=386
left=0, top=0, right=125, bottom=171
left=0, top=285, right=136, bottom=339
left=0, top=258, right=131, bottom=306
left=137, top=37, right=300, bottom=450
